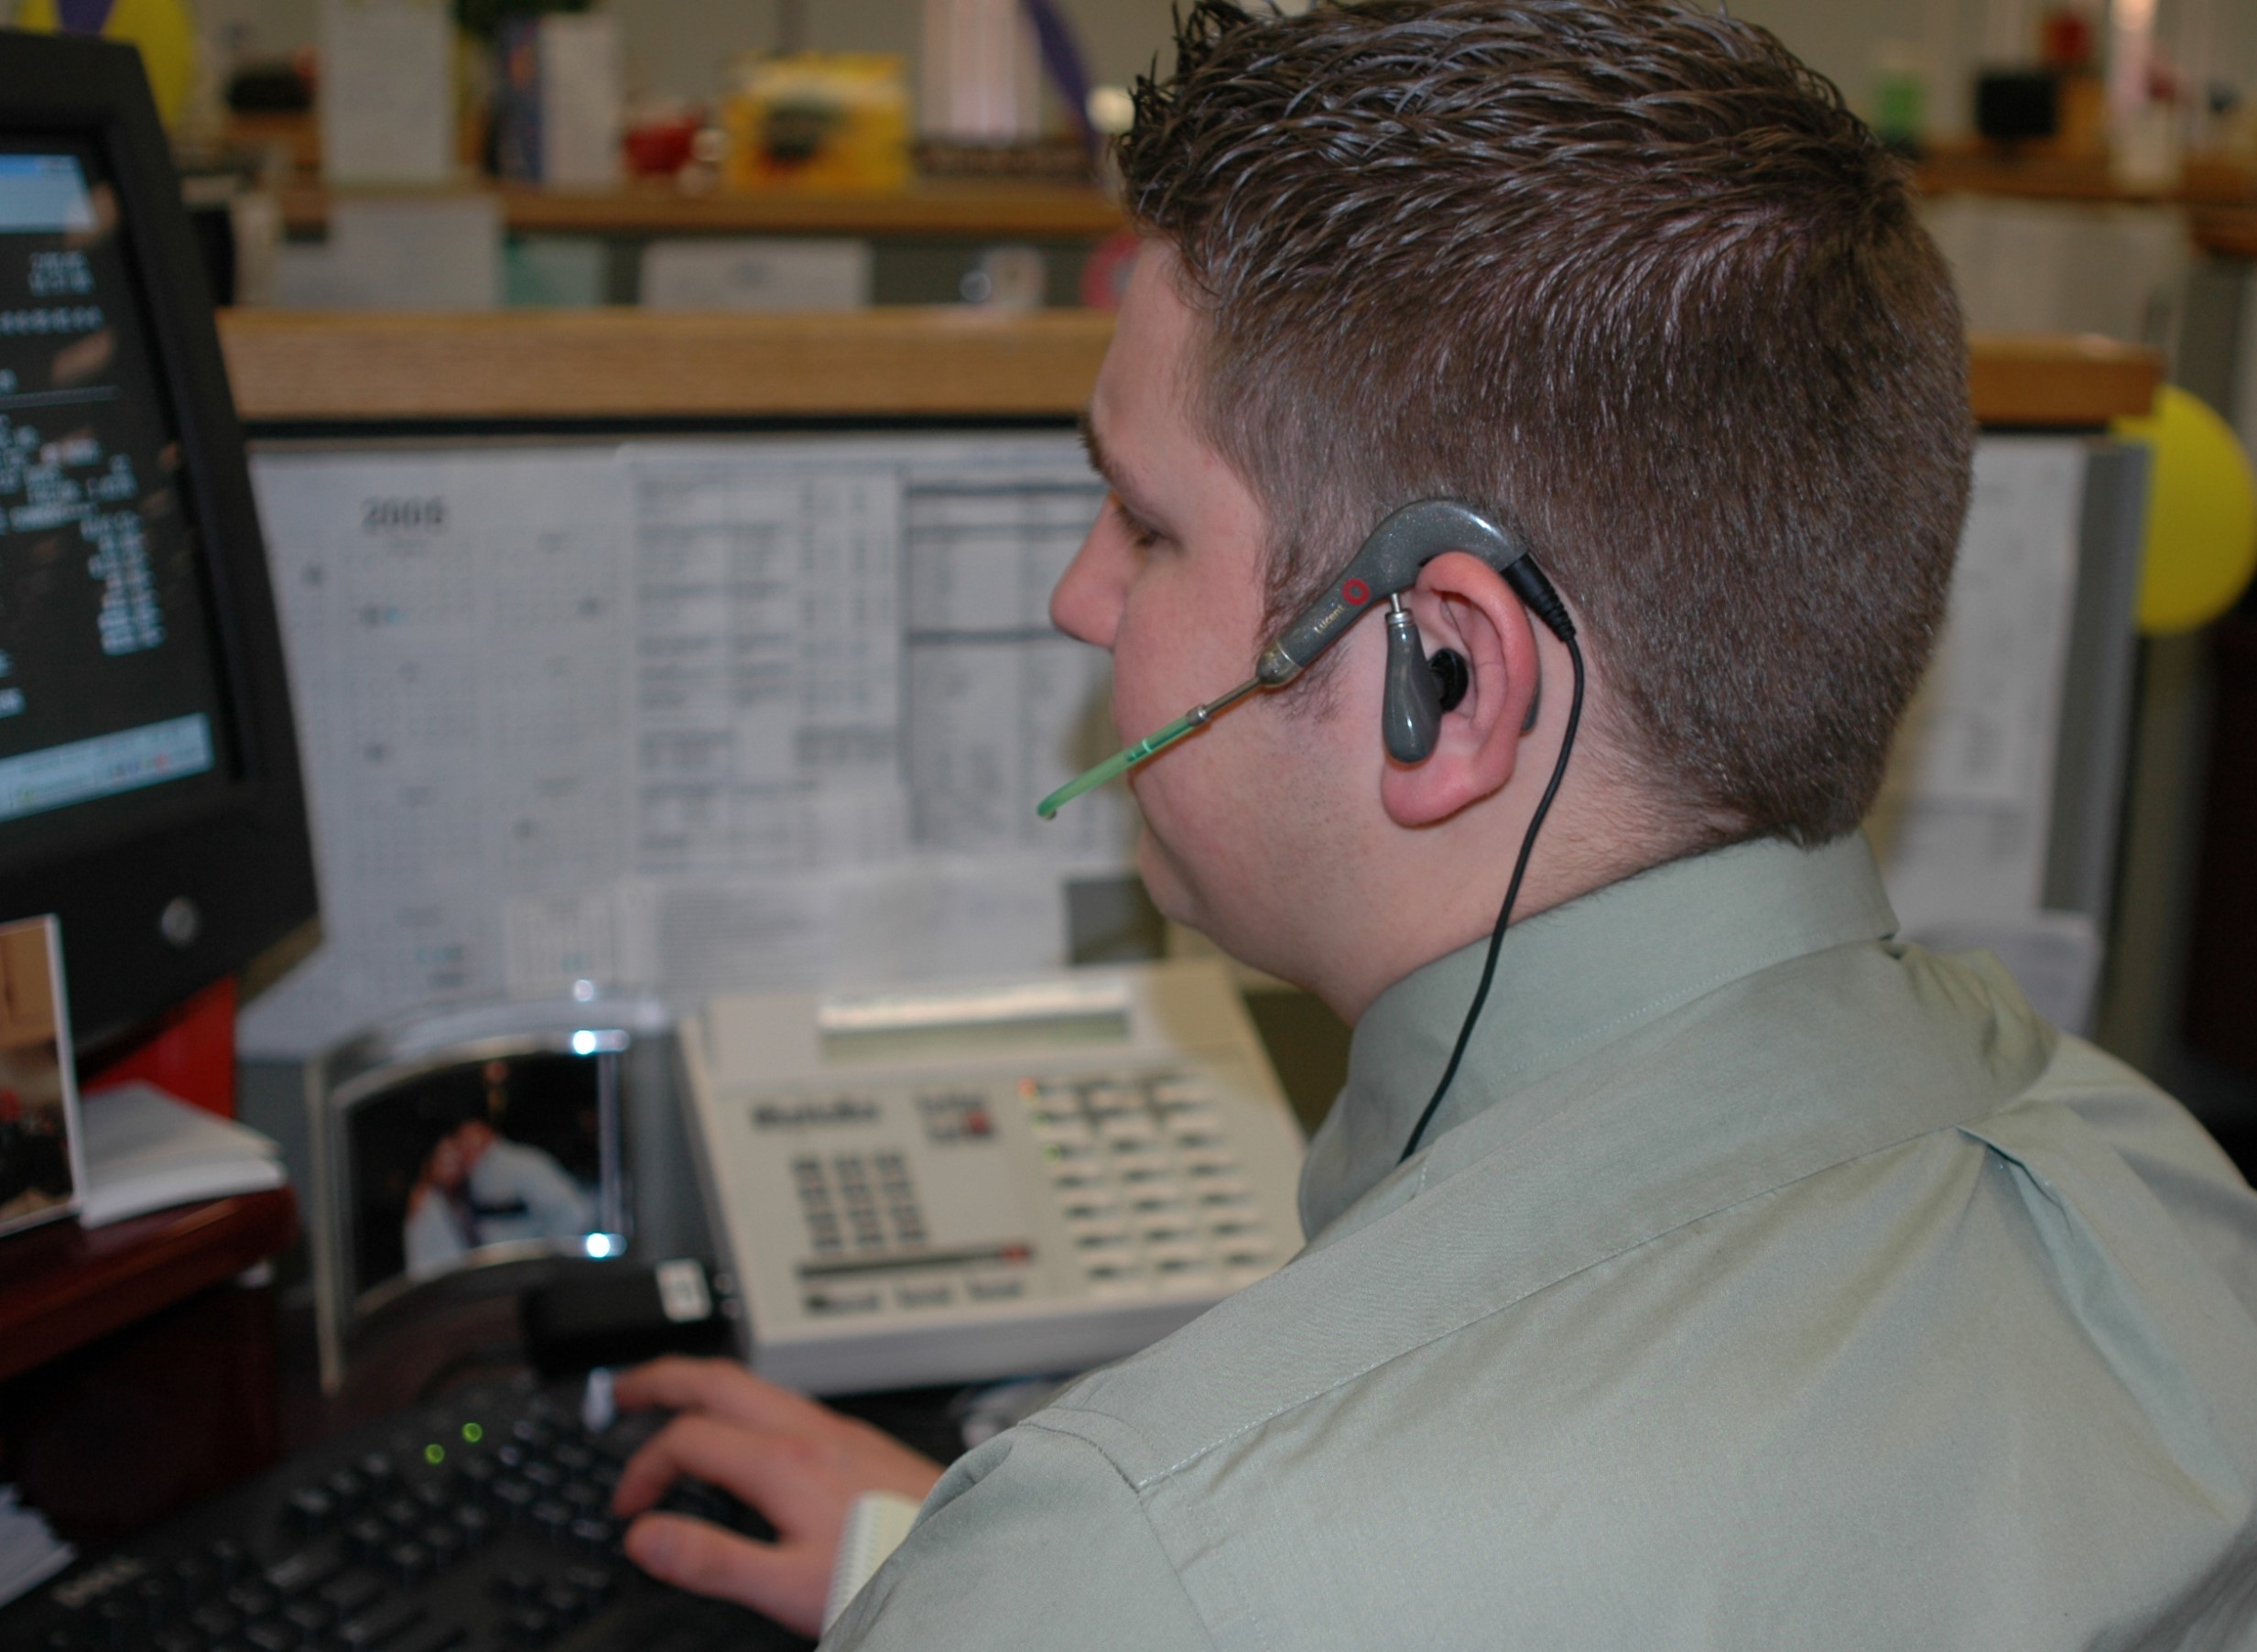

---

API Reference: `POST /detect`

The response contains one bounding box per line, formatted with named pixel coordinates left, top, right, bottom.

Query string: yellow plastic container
left=722, top=54, right=911, bottom=194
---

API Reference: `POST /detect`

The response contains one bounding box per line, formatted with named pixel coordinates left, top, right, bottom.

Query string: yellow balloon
left=2112, top=385, right=2257, bottom=636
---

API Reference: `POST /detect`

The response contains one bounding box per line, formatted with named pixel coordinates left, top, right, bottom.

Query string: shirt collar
left=1298, top=831, right=1900, bottom=1239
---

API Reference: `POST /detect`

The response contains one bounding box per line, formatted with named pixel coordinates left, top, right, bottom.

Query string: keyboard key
left=452, top=1505, right=494, bottom=1547
left=385, top=1542, right=430, bottom=1587
left=224, top=1583, right=278, bottom=1621
left=420, top=1522, right=464, bottom=1570
left=208, top=1539, right=248, bottom=1584
left=242, top=1618, right=296, bottom=1652
left=265, top=1544, right=342, bottom=1597
left=491, top=1568, right=541, bottom=1606
left=92, top=1599, right=136, bottom=1649
left=282, top=1596, right=334, bottom=1635
left=190, top=1603, right=240, bottom=1639
left=564, top=1565, right=614, bottom=1603
left=387, top=1622, right=468, bottom=1652
left=319, top=1570, right=384, bottom=1617
left=134, top=1575, right=174, bottom=1624
left=502, top=1607, right=553, bottom=1647
left=333, top=1597, right=422, bottom=1651
left=550, top=1442, right=594, bottom=1473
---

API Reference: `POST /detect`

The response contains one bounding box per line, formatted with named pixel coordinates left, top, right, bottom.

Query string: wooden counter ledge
left=219, top=310, right=2161, bottom=428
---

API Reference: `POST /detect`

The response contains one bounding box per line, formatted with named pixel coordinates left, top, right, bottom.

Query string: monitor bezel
left=0, top=31, right=318, bottom=1057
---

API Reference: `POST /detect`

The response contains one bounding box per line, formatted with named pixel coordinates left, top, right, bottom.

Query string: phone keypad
left=793, top=1151, right=928, bottom=1253
left=1022, top=1072, right=1278, bottom=1290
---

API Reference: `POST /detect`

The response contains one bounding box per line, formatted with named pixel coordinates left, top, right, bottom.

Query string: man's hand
left=608, top=1356, right=947, bottom=1637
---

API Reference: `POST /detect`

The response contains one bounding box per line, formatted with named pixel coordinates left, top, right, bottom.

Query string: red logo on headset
left=1341, top=579, right=1371, bottom=606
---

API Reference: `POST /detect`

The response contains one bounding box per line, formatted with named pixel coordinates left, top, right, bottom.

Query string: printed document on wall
left=239, top=434, right=1121, bottom=1060
left=1869, top=436, right=2089, bottom=1006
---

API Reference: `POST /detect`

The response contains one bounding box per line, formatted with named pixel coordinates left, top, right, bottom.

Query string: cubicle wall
left=219, top=315, right=2161, bottom=1066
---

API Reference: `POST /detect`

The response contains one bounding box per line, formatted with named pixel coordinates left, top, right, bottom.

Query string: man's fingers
left=613, top=1356, right=830, bottom=1433
left=612, top=1413, right=856, bottom=1535
left=623, top=1513, right=830, bottom=1640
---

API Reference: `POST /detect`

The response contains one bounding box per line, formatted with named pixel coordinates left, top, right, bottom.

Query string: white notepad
left=77, top=1081, right=287, bottom=1229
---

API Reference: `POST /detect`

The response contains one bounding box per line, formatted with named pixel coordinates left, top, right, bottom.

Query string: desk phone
left=680, top=961, right=1308, bottom=1394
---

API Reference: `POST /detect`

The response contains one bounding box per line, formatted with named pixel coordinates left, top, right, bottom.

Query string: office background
left=176, top=0, right=2257, bottom=140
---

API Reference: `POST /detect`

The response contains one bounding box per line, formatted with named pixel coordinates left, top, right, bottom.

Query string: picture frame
left=0, top=914, right=84, bottom=1239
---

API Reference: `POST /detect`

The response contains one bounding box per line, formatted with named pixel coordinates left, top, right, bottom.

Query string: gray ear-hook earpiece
left=1383, top=596, right=1476, bottom=763
left=1383, top=594, right=1444, bottom=762
left=1036, top=498, right=1567, bottom=816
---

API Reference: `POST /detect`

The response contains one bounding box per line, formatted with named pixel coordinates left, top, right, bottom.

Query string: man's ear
left=1379, top=550, right=1543, bottom=828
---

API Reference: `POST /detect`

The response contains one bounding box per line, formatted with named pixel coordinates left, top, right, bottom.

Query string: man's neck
left=1302, top=809, right=1686, bottom=1024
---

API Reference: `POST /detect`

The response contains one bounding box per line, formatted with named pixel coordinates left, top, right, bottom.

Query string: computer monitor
left=0, top=31, right=316, bottom=1056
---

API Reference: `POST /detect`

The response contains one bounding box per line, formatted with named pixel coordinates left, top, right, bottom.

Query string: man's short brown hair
left=1118, top=0, right=1971, bottom=848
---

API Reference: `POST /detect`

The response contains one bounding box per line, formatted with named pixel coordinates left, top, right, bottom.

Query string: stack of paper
left=78, top=1082, right=288, bottom=1229
left=0, top=1485, right=72, bottom=1610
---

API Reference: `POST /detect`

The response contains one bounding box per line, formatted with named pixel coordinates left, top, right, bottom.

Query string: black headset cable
left=1397, top=606, right=1583, bottom=1165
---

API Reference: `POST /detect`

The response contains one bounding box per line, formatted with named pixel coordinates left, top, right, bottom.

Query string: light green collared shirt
left=829, top=835, right=2257, bottom=1648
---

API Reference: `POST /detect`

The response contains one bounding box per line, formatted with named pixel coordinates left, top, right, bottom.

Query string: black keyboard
left=2, top=1373, right=812, bottom=1652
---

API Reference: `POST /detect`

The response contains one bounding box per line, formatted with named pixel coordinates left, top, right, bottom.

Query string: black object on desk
left=2, top=1371, right=813, bottom=1652
left=518, top=1260, right=732, bottom=1379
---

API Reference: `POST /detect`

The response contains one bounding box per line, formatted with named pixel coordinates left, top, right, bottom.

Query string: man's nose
left=1049, top=515, right=1127, bottom=648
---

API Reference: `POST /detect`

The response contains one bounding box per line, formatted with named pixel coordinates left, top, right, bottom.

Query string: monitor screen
left=0, top=27, right=317, bottom=1056
left=0, top=144, right=233, bottom=847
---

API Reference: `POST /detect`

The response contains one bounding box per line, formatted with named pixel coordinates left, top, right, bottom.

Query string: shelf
left=2194, top=208, right=2257, bottom=261
left=275, top=178, right=1128, bottom=240
left=221, top=308, right=1114, bottom=421
left=1964, top=332, right=2161, bottom=426
left=1916, top=149, right=2257, bottom=208
left=218, top=310, right=2160, bottom=429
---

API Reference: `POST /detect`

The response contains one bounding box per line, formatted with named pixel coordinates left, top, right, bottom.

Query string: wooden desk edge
left=0, top=1186, right=299, bottom=1382
left=219, top=311, right=2161, bottom=427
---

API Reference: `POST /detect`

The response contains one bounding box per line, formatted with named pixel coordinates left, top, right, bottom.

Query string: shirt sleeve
left=820, top=1420, right=1212, bottom=1651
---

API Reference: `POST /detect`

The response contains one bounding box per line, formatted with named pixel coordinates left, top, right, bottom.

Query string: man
left=404, top=1116, right=593, bottom=1277
left=609, top=3, right=2257, bottom=1644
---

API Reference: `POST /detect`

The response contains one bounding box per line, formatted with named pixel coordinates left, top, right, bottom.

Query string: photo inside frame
left=0, top=914, right=79, bottom=1237
left=345, top=1048, right=622, bottom=1309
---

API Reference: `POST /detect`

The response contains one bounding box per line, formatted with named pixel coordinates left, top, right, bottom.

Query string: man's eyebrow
left=1078, top=409, right=1163, bottom=524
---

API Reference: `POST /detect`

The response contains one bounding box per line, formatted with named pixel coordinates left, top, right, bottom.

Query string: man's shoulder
left=1037, top=1002, right=2257, bottom=1507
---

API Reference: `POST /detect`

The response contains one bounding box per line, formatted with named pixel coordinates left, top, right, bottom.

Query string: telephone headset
left=1037, top=498, right=1586, bottom=1165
